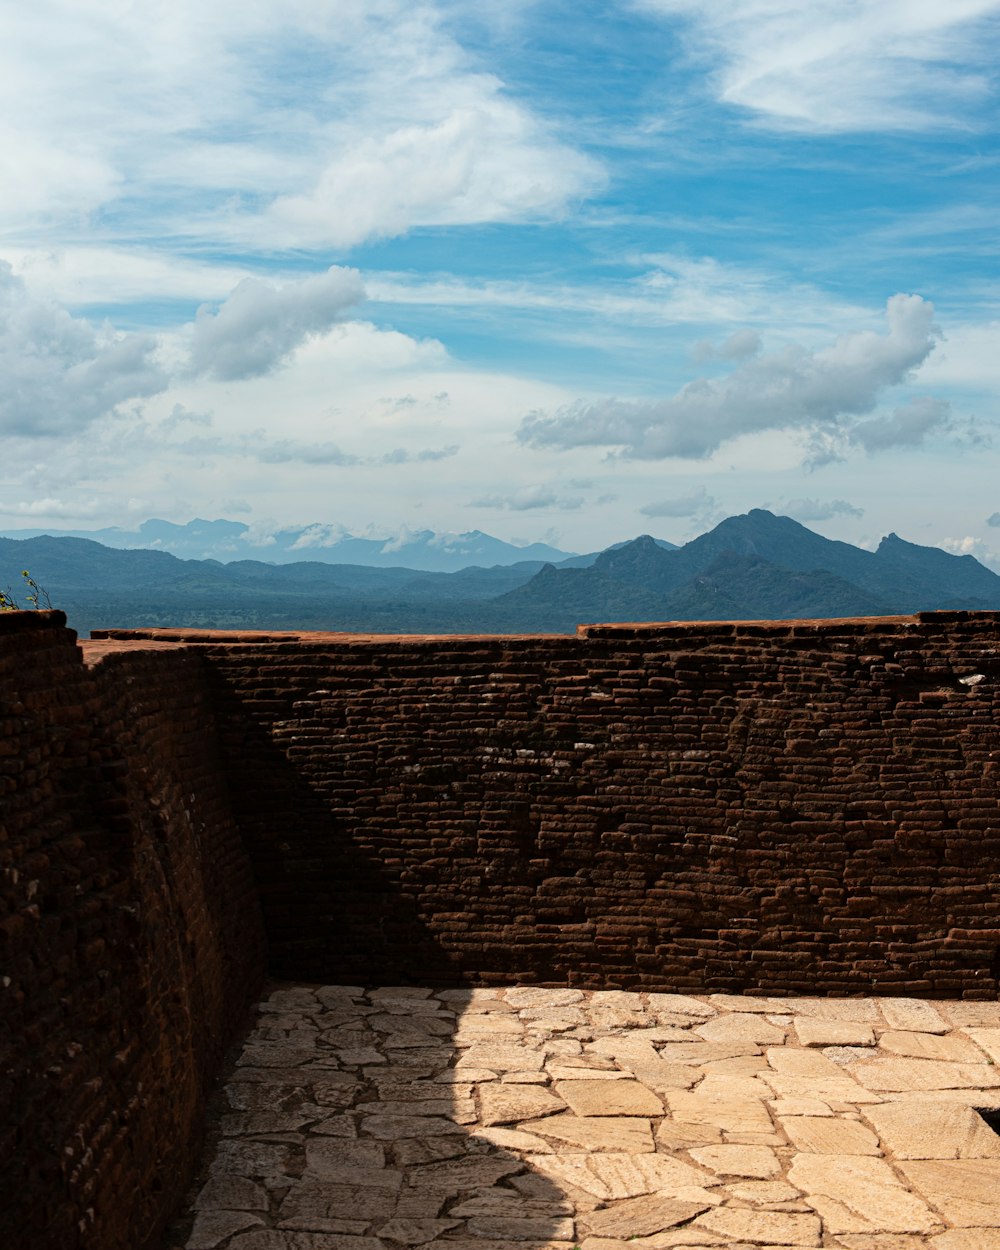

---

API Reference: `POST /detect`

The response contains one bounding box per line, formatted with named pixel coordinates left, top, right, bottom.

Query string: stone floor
left=164, top=986, right=1000, bottom=1250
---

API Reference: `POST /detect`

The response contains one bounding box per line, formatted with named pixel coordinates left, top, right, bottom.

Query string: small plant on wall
left=0, top=570, right=51, bottom=611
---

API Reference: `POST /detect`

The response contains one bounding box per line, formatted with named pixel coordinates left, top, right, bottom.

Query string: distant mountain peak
left=0, top=516, right=578, bottom=573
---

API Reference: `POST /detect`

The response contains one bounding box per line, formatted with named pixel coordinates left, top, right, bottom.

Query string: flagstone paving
left=164, top=988, right=1000, bottom=1250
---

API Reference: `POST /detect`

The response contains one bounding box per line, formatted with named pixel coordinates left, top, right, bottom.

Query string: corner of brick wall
left=0, top=617, right=266, bottom=1250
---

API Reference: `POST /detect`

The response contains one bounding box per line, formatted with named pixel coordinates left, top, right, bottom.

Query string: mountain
left=0, top=535, right=561, bottom=635
left=555, top=536, right=678, bottom=568
left=0, top=517, right=578, bottom=572
left=4, top=510, right=999, bottom=637
left=499, top=510, right=1000, bottom=626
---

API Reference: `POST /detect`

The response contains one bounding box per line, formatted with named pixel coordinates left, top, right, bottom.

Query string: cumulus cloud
left=266, top=95, right=601, bottom=250
left=518, top=294, right=940, bottom=461
left=0, top=261, right=166, bottom=436
left=937, top=535, right=1000, bottom=570
left=639, top=486, right=716, bottom=517
left=471, top=484, right=585, bottom=511
left=782, top=497, right=864, bottom=522
left=188, top=266, right=365, bottom=380
left=849, top=395, right=950, bottom=450
left=636, top=0, right=1000, bottom=132
left=286, top=524, right=352, bottom=551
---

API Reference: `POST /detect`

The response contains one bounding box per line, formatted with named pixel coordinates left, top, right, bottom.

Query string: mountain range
left=3, top=509, right=999, bottom=637
left=0, top=517, right=582, bottom=572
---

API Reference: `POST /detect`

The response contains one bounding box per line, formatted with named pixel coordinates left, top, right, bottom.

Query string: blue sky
left=1, top=0, right=999, bottom=562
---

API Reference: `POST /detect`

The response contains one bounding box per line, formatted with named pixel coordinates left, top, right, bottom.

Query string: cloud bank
left=0, top=261, right=166, bottom=436
left=518, top=294, right=942, bottom=461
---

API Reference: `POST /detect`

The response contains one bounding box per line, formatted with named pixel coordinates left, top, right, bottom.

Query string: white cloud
left=471, top=484, right=586, bottom=511
left=0, top=0, right=600, bottom=251
left=188, top=267, right=364, bottom=380
left=782, top=497, right=864, bottom=522
left=937, top=534, right=1000, bottom=570
left=639, top=486, right=716, bottom=517
left=0, top=261, right=166, bottom=436
left=0, top=495, right=105, bottom=519
left=519, top=294, right=941, bottom=460
left=265, top=93, right=599, bottom=250
left=285, top=523, right=351, bottom=551
left=636, top=0, right=1000, bottom=132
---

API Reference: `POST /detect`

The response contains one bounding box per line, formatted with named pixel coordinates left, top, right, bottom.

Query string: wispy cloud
left=470, top=484, right=586, bottom=511
left=638, top=486, right=716, bottom=517
left=519, top=295, right=942, bottom=460
left=368, top=255, right=868, bottom=334
left=380, top=445, right=459, bottom=464
left=635, top=0, right=1000, bottom=132
left=782, top=497, right=864, bottom=522
left=0, top=1, right=600, bottom=252
left=173, top=431, right=360, bottom=467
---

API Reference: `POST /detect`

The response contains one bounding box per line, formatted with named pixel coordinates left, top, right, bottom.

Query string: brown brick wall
left=0, top=614, right=265, bottom=1250
left=6, top=610, right=1000, bottom=1249
left=96, top=613, right=1000, bottom=996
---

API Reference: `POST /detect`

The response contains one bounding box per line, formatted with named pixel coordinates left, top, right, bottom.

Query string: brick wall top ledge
left=89, top=610, right=1000, bottom=649
left=0, top=607, right=68, bottom=634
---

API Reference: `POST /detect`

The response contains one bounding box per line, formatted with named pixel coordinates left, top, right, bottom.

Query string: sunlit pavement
left=165, top=985, right=1000, bottom=1250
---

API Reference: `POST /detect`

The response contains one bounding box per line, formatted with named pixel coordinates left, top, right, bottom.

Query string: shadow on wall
left=205, top=670, right=453, bottom=984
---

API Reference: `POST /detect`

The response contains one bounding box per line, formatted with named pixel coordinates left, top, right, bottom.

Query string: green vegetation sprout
left=0, top=570, right=52, bottom=611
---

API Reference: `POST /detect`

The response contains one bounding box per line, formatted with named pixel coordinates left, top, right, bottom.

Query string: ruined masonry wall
left=99, top=614, right=1000, bottom=995
left=6, top=610, right=1000, bottom=1250
left=0, top=613, right=266, bottom=1250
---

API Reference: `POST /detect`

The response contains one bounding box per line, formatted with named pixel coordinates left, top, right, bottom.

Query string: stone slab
left=788, top=1155, right=939, bottom=1233
left=899, top=1159, right=1000, bottom=1226
left=863, top=1100, right=1000, bottom=1159
left=556, top=1080, right=663, bottom=1118
left=518, top=1114, right=655, bottom=1153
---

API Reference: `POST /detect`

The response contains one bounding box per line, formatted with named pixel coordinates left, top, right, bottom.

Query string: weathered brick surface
left=7, top=610, right=1000, bottom=1249
left=95, top=613, right=1000, bottom=995
left=0, top=613, right=265, bottom=1250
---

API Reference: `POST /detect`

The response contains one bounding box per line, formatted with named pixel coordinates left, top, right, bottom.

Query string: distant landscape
left=3, top=509, right=1000, bottom=638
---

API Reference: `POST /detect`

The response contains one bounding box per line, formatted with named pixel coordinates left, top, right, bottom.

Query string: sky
left=2, top=0, right=1000, bottom=563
